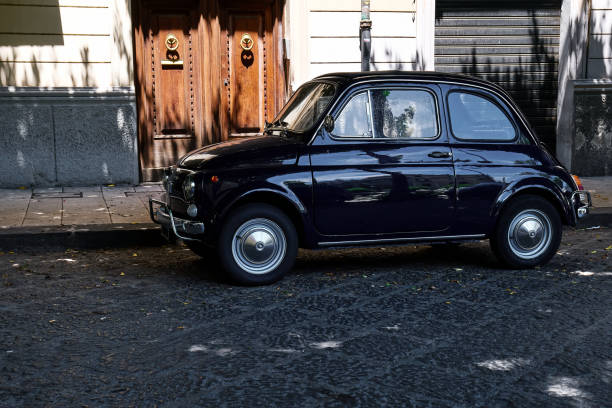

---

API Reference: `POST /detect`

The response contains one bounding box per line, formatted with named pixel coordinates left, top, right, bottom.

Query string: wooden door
left=134, top=3, right=202, bottom=181
left=134, top=0, right=284, bottom=181
left=221, top=2, right=276, bottom=138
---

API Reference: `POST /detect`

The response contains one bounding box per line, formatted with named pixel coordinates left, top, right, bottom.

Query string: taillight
left=572, top=174, right=584, bottom=191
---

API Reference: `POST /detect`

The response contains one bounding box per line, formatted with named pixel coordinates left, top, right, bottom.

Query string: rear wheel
left=490, top=195, right=562, bottom=268
left=218, top=203, right=298, bottom=285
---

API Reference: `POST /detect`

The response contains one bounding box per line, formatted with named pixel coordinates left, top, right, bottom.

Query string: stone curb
left=0, top=223, right=166, bottom=250
left=1, top=208, right=610, bottom=250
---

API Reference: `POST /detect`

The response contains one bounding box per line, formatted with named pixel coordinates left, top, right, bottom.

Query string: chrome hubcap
left=232, top=218, right=286, bottom=275
left=507, top=209, right=551, bottom=259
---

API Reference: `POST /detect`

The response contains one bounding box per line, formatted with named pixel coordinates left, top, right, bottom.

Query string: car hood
left=178, top=135, right=302, bottom=170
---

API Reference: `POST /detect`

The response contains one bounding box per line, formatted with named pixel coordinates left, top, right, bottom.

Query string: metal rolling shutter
left=435, top=1, right=561, bottom=149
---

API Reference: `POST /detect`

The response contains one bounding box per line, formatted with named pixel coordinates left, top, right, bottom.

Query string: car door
left=310, top=83, right=456, bottom=237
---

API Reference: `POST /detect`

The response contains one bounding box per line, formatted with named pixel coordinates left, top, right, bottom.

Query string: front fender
left=218, top=185, right=307, bottom=221
left=491, top=177, right=575, bottom=226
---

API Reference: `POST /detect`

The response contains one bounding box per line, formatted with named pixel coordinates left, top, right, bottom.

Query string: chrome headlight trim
left=182, top=174, right=196, bottom=200
left=162, top=173, right=169, bottom=191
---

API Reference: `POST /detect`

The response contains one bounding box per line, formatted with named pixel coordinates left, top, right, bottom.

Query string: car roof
left=313, top=70, right=509, bottom=96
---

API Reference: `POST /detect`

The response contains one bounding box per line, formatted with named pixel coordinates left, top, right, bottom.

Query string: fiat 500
left=149, top=71, right=591, bottom=285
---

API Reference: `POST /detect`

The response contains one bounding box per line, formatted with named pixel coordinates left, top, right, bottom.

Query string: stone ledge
left=0, top=86, right=136, bottom=101
left=573, top=79, right=612, bottom=93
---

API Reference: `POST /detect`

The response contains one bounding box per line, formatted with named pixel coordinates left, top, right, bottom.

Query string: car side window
left=448, top=92, right=516, bottom=141
left=371, top=89, right=438, bottom=139
left=333, top=92, right=372, bottom=138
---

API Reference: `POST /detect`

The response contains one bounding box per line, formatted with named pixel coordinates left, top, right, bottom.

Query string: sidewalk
left=0, top=184, right=165, bottom=248
left=0, top=178, right=610, bottom=248
left=581, top=176, right=612, bottom=228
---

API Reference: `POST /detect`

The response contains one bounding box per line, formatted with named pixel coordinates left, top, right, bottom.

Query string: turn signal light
left=572, top=175, right=584, bottom=191
left=211, top=175, right=219, bottom=183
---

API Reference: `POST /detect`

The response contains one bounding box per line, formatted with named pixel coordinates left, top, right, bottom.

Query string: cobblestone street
left=1, top=228, right=611, bottom=407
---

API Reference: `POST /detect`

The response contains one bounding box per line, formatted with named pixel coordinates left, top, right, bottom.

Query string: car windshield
left=271, top=81, right=336, bottom=133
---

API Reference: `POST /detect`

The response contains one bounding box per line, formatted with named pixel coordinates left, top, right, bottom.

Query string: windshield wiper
left=266, top=120, right=288, bottom=129
left=265, top=120, right=290, bottom=137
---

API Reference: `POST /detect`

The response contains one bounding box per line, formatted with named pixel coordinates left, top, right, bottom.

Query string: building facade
left=0, top=0, right=610, bottom=187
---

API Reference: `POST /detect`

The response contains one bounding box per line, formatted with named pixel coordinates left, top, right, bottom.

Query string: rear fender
left=491, top=178, right=574, bottom=227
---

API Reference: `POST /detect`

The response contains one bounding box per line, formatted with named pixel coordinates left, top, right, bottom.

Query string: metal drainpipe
left=360, top=0, right=372, bottom=71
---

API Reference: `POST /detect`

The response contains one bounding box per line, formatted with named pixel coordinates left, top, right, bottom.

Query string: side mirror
left=323, top=115, right=334, bottom=133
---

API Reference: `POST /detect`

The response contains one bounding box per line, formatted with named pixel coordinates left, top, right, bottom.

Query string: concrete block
left=55, top=103, right=138, bottom=185
left=573, top=90, right=612, bottom=176
left=0, top=105, right=56, bottom=187
left=0, top=88, right=139, bottom=188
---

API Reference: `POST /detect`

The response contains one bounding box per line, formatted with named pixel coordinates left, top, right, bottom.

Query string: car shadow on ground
left=155, top=241, right=502, bottom=284
left=293, top=242, right=500, bottom=273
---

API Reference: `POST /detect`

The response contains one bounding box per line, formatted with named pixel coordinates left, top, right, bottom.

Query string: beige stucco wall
left=287, top=0, right=431, bottom=91
left=587, top=0, right=612, bottom=78
left=0, top=0, right=133, bottom=87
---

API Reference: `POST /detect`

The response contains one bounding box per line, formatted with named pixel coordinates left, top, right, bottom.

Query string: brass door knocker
left=162, top=33, right=183, bottom=66
left=165, top=33, right=179, bottom=51
left=240, top=33, right=253, bottom=51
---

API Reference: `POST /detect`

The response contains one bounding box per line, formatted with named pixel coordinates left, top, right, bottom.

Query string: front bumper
left=149, top=198, right=204, bottom=241
left=572, top=190, right=592, bottom=219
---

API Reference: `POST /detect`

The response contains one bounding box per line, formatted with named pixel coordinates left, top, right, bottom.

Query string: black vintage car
left=149, top=71, right=591, bottom=285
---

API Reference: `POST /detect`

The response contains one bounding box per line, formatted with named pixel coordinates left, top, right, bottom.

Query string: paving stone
left=106, top=195, right=151, bottom=224
left=0, top=198, right=29, bottom=228
left=62, top=186, right=101, bottom=194
left=135, top=184, right=164, bottom=193
left=0, top=189, right=32, bottom=200
left=32, top=187, right=62, bottom=194
left=61, top=197, right=111, bottom=225
left=21, top=198, right=62, bottom=226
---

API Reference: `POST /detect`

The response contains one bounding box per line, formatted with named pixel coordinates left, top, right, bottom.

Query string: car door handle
left=428, top=151, right=452, bottom=159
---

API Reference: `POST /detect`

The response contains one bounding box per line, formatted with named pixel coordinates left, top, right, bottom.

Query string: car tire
left=218, top=203, right=298, bottom=285
left=490, top=195, right=562, bottom=268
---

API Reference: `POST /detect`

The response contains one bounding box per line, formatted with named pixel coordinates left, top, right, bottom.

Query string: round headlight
left=162, top=174, right=169, bottom=191
left=182, top=174, right=196, bottom=200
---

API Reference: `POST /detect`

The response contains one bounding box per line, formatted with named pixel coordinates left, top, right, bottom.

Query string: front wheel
left=218, top=203, right=298, bottom=285
left=490, top=196, right=562, bottom=268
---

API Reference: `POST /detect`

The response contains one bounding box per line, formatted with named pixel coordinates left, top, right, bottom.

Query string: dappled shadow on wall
left=370, top=48, right=424, bottom=72
left=435, top=1, right=561, bottom=149
left=0, top=1, right=63, bottom=46
left=0, top=0, right=62, bottom=86
left=0, top=0, right=134, bottom=87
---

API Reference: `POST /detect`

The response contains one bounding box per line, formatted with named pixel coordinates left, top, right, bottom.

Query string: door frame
left=132, top=0, right=286, bottom=181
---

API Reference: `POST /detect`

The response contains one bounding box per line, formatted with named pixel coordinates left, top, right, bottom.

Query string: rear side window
left=448, top=92, right=516, bottom=141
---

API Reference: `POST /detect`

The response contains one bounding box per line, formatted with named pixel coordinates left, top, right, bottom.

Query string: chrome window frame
left=327, top=85, right=442, bottom=142
left=309, top=79, right=536, bottom=146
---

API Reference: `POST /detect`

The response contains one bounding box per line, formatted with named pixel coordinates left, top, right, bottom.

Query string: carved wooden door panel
left=137, top=6, right=201, bottom=181
left=221, top=3, right=275, bottom=138
left=135, top=0, right=283, bottom=181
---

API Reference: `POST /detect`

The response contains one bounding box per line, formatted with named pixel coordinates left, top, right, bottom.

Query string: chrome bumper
left=572, top=190, right=592, bottom=219
left=149, top=198, right=204, bottom=241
